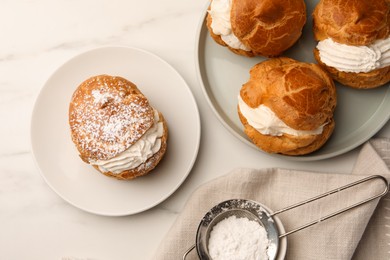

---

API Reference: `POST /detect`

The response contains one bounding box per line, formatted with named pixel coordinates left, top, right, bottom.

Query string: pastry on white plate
left=69, top=75, right=168, bottom=180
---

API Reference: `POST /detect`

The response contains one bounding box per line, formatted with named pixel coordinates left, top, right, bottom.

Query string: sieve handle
left=271, top=175, right=389, bottom=238
left=182, top=244, right=196, bottom=260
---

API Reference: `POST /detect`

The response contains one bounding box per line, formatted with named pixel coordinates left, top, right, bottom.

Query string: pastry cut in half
left=69, top=75, right=168, bottom=180
left=238, top=57, right=337, bottom=155
left=313, top=0, right=390, bottom=89
left=206, top=0, right=307, bottom=57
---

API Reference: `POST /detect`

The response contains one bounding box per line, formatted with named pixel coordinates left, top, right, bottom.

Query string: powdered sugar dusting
left=69, top=75, right=154, bottom=161
left=91, top=110, right=164, bottom=174
left=92, top=89, right=113, bottom=106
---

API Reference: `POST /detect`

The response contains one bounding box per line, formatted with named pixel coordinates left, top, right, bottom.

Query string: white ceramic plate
left=31, top=46, right=200, bottom=216
left=195, top=0, right=390, bottom=161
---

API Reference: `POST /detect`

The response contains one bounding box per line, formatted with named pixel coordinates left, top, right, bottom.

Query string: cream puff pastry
left=238, top=57, right=337, bottom=155
left=69, top=75, right=168, bottom=180
left=206, top=0, right=307, bottom=57
left=313, top=0, right=390, bottom=89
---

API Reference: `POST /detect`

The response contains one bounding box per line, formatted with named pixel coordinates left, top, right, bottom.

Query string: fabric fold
left=352, top=138, right=390, bottom=260
left=153, top=138, right=390, bottom=260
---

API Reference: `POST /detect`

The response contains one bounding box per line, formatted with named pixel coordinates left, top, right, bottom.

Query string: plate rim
left=30, top=45, right=201, bottom=216
left=194, top=7, right=390, bottom=162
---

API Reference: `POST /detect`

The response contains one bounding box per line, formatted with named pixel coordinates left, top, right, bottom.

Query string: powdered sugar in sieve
left=183, top=175, right=389, bottom=260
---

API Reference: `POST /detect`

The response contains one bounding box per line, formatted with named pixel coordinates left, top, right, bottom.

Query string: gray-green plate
left=195, top=0, right=390, bottom=161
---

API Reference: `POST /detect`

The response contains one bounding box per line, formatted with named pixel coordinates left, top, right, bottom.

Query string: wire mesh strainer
left=183, top=175, right=389, bottom=260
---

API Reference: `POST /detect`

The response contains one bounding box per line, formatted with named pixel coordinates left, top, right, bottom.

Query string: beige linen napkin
left=153, top=138, right=390, bottom=260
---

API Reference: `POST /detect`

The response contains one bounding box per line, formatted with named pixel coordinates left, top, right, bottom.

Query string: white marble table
left=1, top=0, right=389, bottom=259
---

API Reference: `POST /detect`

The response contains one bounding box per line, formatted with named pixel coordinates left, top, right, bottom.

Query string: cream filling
left=208, top=0, right=251, bottom=51
left=316, top=37, right=390, bottom=73
left=90, top=109, right=164, bottom=174
left=238, top=95, right=325, bottom=136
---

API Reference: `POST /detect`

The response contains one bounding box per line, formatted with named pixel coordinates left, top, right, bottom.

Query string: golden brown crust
left=69, top=75, right=168, bottom=180
left=206, top=0, right=306, bottom=57
left=69, top=75, right=155, bottom=162
left=231, top=0, right=306, bottom=57
left=240, top=57, right=337, bottom=130
left=206, top=7, right=255, bottom=57
left=313, top=48, right=390, bottom=89
left=94, top=112, right=168, bottom=180
left=313, top=0, right=390, bottom=45
left=238, top=57, right=337, bottom=155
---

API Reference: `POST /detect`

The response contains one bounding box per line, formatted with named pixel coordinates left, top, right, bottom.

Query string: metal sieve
left=183, top=175, right=389, bottom=260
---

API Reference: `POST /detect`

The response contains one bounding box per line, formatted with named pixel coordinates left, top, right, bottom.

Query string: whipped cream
left=90, top=109, right=164, bottom=174
left=208, top=0, right=251, bottom=51
left=316, top=37, right=390, bottom=73
left=238, top=96, right=325, bottom=136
